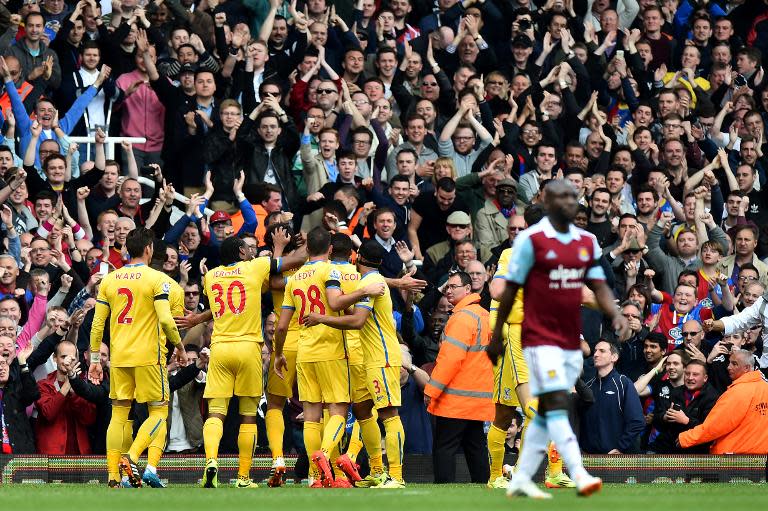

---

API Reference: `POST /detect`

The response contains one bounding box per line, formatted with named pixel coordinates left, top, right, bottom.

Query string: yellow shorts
left=110, top=364, right=169, bottom=403
left=493, top=323, right=528, bottom=407
left=367, top=366, right=401, bottom=409
left=349, top=363, right=370, bottom=403
left=297, top=359, right=350, bottom=403
left=204, top=341, right=264, bottom=399
left=266, top=349, right=298, bottom=398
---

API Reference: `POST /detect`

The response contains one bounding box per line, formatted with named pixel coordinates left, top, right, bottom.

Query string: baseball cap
left=447, top=211, right=471, bottom=226
left=179, top=63, right=198, bottom=75
left=210, top=211, right=231, bottom=225
left=511, top=34, right=533, bottom=48
left=497, top=178, right=517, bottom=189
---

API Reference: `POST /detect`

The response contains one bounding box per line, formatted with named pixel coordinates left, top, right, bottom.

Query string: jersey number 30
left=211, top=280, right=247, bottom=318
left=293, top=285, right=326, bottom=322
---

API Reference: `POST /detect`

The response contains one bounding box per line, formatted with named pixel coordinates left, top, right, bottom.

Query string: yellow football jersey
left=490, top=248, right=524, bottom=327
left=282, top=260, right=346, bottom=363
left=157, top=274, right=184, bottom=348
left=272, top=266, right=299, bottom=351
left=354, top=270, right=401, bottom=368
left=92, top=263, right=177, bottom=367
left=328, top=260, right=364, bottom=366
left=203, top=257, right=274, bottom=344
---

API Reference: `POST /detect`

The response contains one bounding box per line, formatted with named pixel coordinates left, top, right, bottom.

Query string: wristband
left=90, top=352, right=100, bottom=364
left=407, top=366, right=416, bottom=375
left=228, top=46, right=239, bottom=56
left=20, top=363, right=29, bottom=373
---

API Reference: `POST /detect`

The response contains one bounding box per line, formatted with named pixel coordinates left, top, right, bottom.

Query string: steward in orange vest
left=425, top=273, right=494, bottom=483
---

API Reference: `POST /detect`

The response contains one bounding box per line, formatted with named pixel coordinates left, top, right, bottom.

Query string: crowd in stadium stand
left=2, top=0, right=768, bottom=481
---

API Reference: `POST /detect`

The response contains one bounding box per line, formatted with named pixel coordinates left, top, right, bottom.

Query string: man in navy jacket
left=580, top=340, right=645, bottom=454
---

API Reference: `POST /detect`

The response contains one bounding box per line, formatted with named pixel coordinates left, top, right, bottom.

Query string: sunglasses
left=316, top=88, right=337, bottom=95
left=262, top=91, right=281, bottom=97
left=681, top=331, right=701, bottom=337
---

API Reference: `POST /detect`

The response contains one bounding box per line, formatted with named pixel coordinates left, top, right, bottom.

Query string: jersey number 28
left=293, top=285, right=326, bottom=323
left=211, top=280, right=247, bottom=318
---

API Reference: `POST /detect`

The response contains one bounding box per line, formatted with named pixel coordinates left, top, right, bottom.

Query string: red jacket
left=35, top=371, right=97, bottom=455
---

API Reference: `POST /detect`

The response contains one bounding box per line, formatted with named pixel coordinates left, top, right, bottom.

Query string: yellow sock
left=487, top=424, right=507, bottom=480
left=203, top=417, right=224, bottom=460
left=265, top=409, right=285, bottom=459
left=129, top=405, right=167, bottom=463
left=121, top=420, right=134, bottom=453
left=106, top=405, right=130, bottom=481
left=359, top=416, right=383, bottom=474
left=304, top=421, right=322, bottom=479
left=320, top=414, right=346, bottom=456
left=237, top=423, right=258, bottom=479
left=346, top=420, right=363, bottom=463
left=382, top=416, right=404, bottom=482
left=547, top=442, right=563, bottom=476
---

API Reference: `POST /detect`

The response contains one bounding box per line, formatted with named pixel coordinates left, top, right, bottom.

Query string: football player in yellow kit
left=304, top=240, right=406, bottom=489
left=90, top=227, right=186, bottom=488
left=262, top=223, right=302, bottom=487
left=274, top=228, right=385, bottom=488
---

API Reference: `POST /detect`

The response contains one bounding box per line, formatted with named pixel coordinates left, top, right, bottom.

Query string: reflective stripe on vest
left=427, top=378, right=493, bottom=399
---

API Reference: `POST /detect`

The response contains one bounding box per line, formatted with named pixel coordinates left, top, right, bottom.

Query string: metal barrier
left=1, top=454, right=766, bottom=485
left=67, top=136, right=147, bottom=160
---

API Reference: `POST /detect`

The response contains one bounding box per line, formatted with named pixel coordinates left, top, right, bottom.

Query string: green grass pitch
left=0, top=484, right=765, bottom=511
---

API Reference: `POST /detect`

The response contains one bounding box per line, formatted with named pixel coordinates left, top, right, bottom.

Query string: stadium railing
left=2, top=454, right=766, bottom=485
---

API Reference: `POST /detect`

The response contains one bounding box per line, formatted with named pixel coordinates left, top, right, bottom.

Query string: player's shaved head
left=306, top=226, right=331, bottom=256
left=220, top=237, right=247, bottom=265
left=330, top=233, right=354, bottom=261
left=544, top=179, right=578, bottom=223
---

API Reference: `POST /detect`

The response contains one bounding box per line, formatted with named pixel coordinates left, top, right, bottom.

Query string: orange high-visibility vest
left=425, top=293, right=494, bottom=421
left=0, top=81, right=33, bottom=118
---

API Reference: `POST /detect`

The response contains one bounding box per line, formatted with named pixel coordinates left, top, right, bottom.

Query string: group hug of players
left=87, top=222, right=572, bottom=490
left=88, top=226, right=405, bottom=489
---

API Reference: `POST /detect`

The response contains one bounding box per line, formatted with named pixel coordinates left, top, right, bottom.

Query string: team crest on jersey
left=162, top=282, right=171, bottom=294
left=578, top=247, right=590, bottom=262
left=700, top=297, right=713, bottom=309
left=547, top=370, right=557, bottom=379
left=660, top=386, right=670, bottom=398
left=503, top=388, right=512, bottom=401
left=545, top=250, right=557, bottom=260
left=329, top=269, right=341, bottom=280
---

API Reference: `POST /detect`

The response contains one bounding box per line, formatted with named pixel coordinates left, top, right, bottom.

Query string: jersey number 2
left=212, top=280, right=247, bottom=318
left=293, top=285, right=326, bottom=323
left=117, top=288, right=134, bottom=324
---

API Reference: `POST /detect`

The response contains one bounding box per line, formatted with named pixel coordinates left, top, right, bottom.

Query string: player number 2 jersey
left=94, top=263, right=174, bottom=367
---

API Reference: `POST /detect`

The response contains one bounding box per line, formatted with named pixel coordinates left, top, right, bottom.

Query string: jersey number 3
left=212, top=280, right=247, bottom=318
left=293, top=285, right=326, bottom=322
